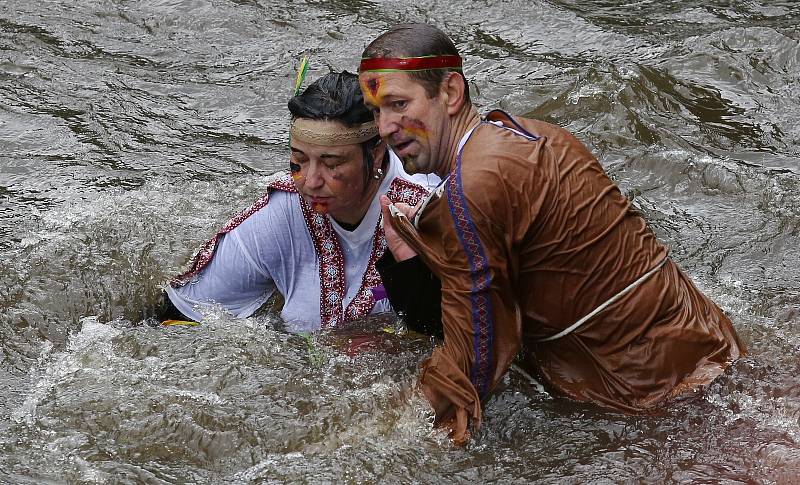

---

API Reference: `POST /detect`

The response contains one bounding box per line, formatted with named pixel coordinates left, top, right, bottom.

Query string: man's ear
left=441, top=72, right=467, bottom=116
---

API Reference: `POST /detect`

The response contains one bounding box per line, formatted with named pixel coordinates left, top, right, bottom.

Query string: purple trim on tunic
left=370, top=285, right=387, bottom=301
left=445, top=125, right=495, bottom=399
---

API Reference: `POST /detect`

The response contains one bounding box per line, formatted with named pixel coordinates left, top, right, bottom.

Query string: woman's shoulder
left=230, top=173, right=302, bottom=233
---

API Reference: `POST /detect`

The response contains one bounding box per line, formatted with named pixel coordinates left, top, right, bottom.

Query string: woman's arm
left=376, top=251, right=443, bottom=338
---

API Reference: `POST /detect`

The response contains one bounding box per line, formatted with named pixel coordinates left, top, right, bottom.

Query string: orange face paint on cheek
left=401, top=118, right=429, bottom=139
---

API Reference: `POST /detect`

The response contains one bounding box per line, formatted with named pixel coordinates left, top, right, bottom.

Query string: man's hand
left=380, top=194, right=418, bottom=262
left=440, top=412, right=471, bottom=446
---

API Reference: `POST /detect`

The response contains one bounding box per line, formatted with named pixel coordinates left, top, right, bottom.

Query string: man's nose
left=304, top=162, right=325, bottom=189
left=377, top=110, right=399, bottom=139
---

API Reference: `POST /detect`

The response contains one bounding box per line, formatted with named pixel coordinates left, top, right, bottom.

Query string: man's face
left=359, top=71, right=448, bottom=175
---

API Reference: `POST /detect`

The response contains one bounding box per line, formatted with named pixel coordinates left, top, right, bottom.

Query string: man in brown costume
left=361, top=23, right=745, bottom=443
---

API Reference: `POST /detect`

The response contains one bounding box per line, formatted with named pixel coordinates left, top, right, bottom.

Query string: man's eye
left=393, top=100, right=407, bottom=110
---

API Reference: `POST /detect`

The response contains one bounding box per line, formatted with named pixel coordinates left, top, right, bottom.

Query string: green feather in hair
left=288, top=56, right=309, bottom=151
left=293, top=56, right=309, bottom=96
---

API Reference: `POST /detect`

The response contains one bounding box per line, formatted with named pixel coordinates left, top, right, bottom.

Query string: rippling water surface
left=2, top=1, right=800, bottom=483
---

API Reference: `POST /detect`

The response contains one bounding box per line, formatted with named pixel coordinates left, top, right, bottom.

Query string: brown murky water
left=2, top=1, right=800, bottom=482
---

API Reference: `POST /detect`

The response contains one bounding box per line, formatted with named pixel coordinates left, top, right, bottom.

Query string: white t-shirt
left=167, top=152, right=439, bottom=333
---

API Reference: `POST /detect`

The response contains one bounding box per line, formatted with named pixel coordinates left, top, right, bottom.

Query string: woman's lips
left=310, top=197, right=330, bottom=214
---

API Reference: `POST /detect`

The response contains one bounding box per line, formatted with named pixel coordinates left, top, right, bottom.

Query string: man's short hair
left=362, top=23, right=470, bottom=103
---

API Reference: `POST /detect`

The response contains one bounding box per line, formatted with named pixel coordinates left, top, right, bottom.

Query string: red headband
left=359, top=55, right=462, bottom=73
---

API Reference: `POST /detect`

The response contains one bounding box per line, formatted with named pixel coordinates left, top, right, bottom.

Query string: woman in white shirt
left=160, top=72, right=439, bottom=333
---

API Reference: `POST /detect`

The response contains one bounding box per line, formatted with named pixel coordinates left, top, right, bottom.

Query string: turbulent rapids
left=1, top=1, right=800, bottom=482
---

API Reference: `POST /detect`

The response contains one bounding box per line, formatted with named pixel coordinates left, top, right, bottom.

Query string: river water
left=1, top=0, right=799, bottom=483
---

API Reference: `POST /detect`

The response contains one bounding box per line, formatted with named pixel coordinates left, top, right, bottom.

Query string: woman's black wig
left=288, top=72, right=384, bottom=187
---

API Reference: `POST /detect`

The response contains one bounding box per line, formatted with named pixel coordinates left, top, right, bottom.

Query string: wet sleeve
left=419, top=237, right=520, bottom=442
left=167, top=224, right=277, bottom=321
left=136, top=289, right=192, bottom=325
left=376, top=252, right=443, bottom=339
left=398, top=164, right=525, bottom=443
left=155, top=290, right=192, bottom=321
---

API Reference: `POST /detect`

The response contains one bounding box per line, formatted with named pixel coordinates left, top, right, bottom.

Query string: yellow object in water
left=161, top=319, right=199, bottom=327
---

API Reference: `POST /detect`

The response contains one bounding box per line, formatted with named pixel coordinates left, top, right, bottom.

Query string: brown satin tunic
left=392, top=110, right=744, bottom=439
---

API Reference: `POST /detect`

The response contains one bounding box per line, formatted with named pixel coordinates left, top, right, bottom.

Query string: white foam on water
left=567, top=82, right=623, bottom=106
left=12, top=317, right=120, bottom=425
left=704, top=389, right=800, bottom=442
left=162, top=388, right=225, bottom=406
left=229, top=378, right=440, bottom=483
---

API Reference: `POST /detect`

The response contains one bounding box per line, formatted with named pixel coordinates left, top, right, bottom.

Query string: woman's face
left=289, top=133, right=378, bottom=224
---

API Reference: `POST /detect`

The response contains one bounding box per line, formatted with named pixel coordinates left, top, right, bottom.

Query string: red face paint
left=311, top=200, right=329, bottom=214
left=366, top=78, right=380, bottom=98
left=360, top=75, right=383, bottom=106
left=359, top=55, right=463, bottom=73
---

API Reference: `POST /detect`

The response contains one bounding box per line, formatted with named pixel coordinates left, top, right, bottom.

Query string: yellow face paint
left=401, top=118, right=429, bottom=139
left=290, top=161, right=303, bottom=181
left=400, top=158, right=418, bottom=173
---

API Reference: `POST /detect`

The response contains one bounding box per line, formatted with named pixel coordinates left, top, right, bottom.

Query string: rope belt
left=536, top=257, right=669, bottom=343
